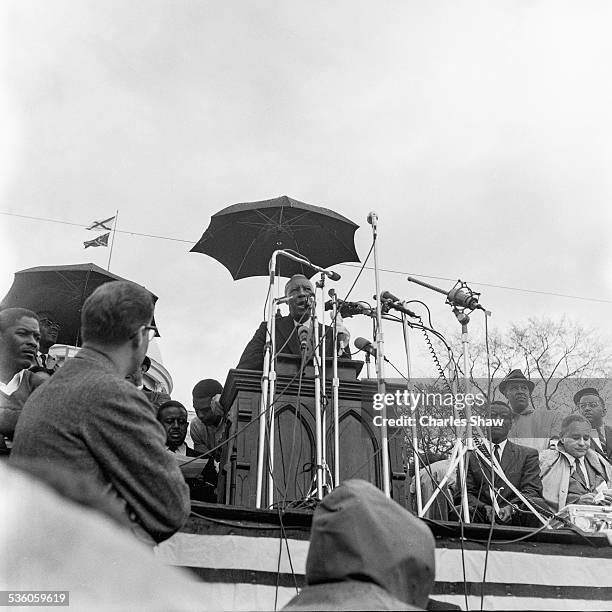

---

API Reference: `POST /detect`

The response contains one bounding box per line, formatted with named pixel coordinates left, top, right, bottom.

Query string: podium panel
left=219, top=361, right=407, bottom=508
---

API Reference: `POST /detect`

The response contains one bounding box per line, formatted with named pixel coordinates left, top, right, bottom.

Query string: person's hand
left=578, top=493, right=597, bottom=505
left=497, top=505, right=513, bottom=523
left=484, top=504, right=495, bottom=522
left=597, top=490, right=612, bottom=505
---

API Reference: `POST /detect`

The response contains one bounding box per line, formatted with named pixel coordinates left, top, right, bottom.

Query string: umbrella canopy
left=0, top=263, right=159, bottom=347
left=190, top=195, right=360, bottom=280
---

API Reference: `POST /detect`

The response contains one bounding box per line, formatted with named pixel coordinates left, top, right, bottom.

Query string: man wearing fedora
left=574, top=387, right=612, bottom=463
left=499, top=369, right=562, bottom=451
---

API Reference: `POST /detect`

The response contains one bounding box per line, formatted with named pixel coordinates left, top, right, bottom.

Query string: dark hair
left=81, top=281, right=154, bottom=345
left=0, top=308, right=39, bottom=333
left=158, top=400, right=187, bottom=419
left=560, top=413, right=591, bottom=436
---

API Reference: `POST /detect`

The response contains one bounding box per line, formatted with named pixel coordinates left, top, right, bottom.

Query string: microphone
left=354, top=337, right=377, bottom=358
left=407, top=277, right=483, bottom=310
left=379, top=291, right=418, bottom=318
left=297, top=324, right=311, bottom=352
left=325, top=270, right=341, bottom=281
left=324, top=299, right=372, bottom=318
left=275, top=295, right=296, bottom=304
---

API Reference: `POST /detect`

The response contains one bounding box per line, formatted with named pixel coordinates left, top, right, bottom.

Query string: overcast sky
left=2, top=1, right=612, bottom=409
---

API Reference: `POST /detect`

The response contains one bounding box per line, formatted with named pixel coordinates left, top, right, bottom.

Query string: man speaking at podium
left=237, top=274, right=350, bottom=370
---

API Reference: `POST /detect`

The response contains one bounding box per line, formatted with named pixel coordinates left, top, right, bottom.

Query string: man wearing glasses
left=31, top=311, right=61, bottom=372
left=574, top=388, right=612, bottom=463
left=10, top=281, right=189, bottom=545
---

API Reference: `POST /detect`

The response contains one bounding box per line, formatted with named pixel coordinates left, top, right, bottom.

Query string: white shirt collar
left=0, top=369, right=25, bottom=395
left=168, top=442, right=187, bottom=456
left=484, top=438, right=508, bottom=456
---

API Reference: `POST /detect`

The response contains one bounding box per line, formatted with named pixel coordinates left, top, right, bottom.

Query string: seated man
left=157, top=400, right=217, bottom=503
left=540, top=414, right=612, bottom=512
left=11, top=281, right=189, bottom=544
left=574, top=387, right=612, bottom=463
left=0, top=308, right=47, bottom=454
left=237, top=274, right=349, bottom=370
left=460, top=401, right=549, bottom=525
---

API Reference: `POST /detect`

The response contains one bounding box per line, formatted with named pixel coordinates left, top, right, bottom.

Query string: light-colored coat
left=539, top=447, right=612, bottom=512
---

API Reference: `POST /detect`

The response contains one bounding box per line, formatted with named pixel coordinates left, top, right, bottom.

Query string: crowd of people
left=1, top=272, right=612, bottom=547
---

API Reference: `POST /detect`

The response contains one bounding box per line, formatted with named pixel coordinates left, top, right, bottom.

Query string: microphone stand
left=368, top=212, right=391, bottom=497
left=310, top=288, right=325, bottom=500
left=256, top=248, right=332, bottom=508
left=405, top=281, right=548, bottom=526
left=328, top=289, right=341, bottom=488
left=400, top=309, right=422, bottom=515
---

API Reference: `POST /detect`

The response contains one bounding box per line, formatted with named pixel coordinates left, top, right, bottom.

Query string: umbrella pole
left=368, top=212, right=391, bottom=497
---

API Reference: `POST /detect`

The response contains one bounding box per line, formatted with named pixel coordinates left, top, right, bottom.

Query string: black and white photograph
left=2, top=1, right=612, bottom=610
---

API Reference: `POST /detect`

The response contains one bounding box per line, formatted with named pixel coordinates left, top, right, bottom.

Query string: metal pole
left=318, top=275, right=327, bottom=490
left=266, top=307, right=278, bottom=508
left=401, top=311, right=422, bottom=514
left=255, top=253, right=279, bottom=508
left=106, top=210, right=119, bottom=271
left=331, top=298, right=340, bottom=488
left=368, top=212, right=390, bottom=497
left=311, top=296, right=324, bottom=500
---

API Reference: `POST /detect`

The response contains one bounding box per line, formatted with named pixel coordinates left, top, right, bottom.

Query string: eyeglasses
left=143, top=325, right=158, bottom=342
left=579, top=402, right=601, bottom=409
left=131, top=325, right=158, bottom=342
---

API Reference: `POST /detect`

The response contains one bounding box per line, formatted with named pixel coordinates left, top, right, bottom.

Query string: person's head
left=499, top=369, right=534, bottom=414
left=0, top=308, right=40, bottom=372
left=559, top=414, right=592, bottom=458
left=157, top=401, right=188, bottom=451
left=574, top=388, right=605, bottom=428
left=192, top=379, right=223, bottom=424
left=305, top=479, right=435, bottom=609
left=125, top=356, right=151, bottom=387
left=488, top=401, right=513, bottom=443
left=36, top=311, right=60, bottom=353
left=284, top=274, right=314, bottom=322
left=81, top=281, right=155, bottom=376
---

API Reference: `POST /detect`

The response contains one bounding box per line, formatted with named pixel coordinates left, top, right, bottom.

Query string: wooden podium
left=218, top=355, right=408, bottom=508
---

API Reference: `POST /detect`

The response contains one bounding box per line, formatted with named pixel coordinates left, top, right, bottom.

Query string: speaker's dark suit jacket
left=237, top=315, right=349, bottom=371
left=463, top=439, right=547, bottom=514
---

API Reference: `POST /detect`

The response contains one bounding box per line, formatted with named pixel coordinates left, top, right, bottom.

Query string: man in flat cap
left=574, top=388, right=612, bottom=463
left=499, top=369, right=562, bottom=451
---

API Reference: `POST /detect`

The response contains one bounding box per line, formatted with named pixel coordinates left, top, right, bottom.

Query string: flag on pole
left=84, top=233, right=110, bottom=248
left=86, top=216, right=115, bottom=231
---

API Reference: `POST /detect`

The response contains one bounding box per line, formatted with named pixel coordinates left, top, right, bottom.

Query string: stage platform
left=154, top=501, right=612, bottom=611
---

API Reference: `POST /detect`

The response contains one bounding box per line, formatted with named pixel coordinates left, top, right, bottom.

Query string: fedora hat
left=499, top=369, right=535, bottom=395
left=573, top=387, right=602, bottom=406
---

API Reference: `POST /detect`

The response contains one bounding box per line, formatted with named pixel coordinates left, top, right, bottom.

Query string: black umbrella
left=0, top=263, right=159, bottom=347
left=190, top=195, right=360, bottom=279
